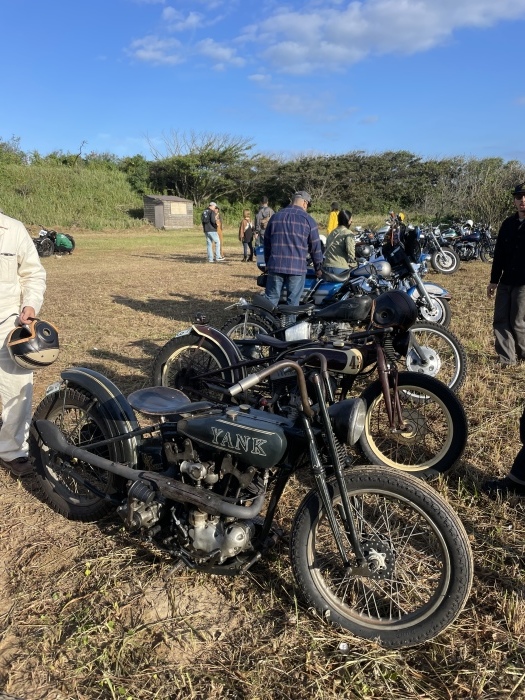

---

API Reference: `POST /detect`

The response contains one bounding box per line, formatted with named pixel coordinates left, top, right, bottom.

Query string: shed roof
left=144, top=195, right=192, bottom=203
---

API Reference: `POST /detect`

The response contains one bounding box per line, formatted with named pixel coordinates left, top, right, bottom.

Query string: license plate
left=45, top=381, right=62, bottom=396
left=174, top=328, right=192, bottom=338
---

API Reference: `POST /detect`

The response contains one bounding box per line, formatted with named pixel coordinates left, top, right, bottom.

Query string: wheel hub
left=360, top=535, right=395, bottom=579
left=406, top=346, right=441, bottom=377
left=393, top=408, right=427, bottom=444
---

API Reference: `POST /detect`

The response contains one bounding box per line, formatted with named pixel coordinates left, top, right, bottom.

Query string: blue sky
left=2, top=0, right=525, bottom=162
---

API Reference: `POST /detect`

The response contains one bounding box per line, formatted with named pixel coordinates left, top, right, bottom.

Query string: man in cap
left=201, top=202, right=225, bottom=262
left=263, top=191, right=323, bottom=309
left=487, top=183, right=525, bottom=366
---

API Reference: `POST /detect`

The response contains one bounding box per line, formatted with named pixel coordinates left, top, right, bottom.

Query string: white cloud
left=196, top=38, right=245, bottom=68
left=161, top=8, right=203, bottom=32
left=245, top=0, right=525, bottom=75
left=127, top=35, right=184, bottom=65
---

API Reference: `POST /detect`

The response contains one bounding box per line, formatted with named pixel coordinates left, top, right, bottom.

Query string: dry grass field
left=1, top=226, right=525, bottom=700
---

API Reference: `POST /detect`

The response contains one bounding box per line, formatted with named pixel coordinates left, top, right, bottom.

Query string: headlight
left=328, top=398, right=366, bottom=445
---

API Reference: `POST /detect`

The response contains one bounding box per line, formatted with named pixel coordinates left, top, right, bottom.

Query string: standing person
left=487, top=183, right=525, bottom=366
left=255, top=197, right=274, bottom=246
left=0, top=210, right=47, bottom=477
left=201, top=202, right=225, bottom=263
left=326, top=201, right=339, bottom=235
left=215, top=206, right=224, bottom=255
left=238, top=209, right=255, bottom=262
left=323, top=210, right=356, bottom=275
left=263, top=191, right=323, bottom=308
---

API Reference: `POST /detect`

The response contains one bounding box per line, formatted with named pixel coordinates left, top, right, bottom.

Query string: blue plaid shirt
left=263, top=205, right=323, bottom=275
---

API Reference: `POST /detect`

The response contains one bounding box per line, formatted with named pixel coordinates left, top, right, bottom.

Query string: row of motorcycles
left=30, top=219, right=475, bottom=649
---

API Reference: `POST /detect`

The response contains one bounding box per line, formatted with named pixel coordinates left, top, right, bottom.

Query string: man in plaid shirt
left=263, top=191, right=323, bottom=308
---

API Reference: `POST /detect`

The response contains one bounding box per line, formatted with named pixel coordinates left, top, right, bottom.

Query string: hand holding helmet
left=7, top=317, right=60, bottom=369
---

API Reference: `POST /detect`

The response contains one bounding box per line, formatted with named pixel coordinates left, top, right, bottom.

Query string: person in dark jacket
left=263, top=191, right=323, bottom=308
left=255, top=197, right=275, bottom=246
left=487, top=183, right=525, bottom=366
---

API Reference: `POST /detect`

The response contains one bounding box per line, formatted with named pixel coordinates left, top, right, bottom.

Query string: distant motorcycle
left=452, top=222, right=495, bottom=263
left=33, top=227, right=75, bottom=257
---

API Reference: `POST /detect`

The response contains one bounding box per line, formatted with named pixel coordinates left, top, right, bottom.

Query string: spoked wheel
left=152, top=333, right=239, bottom=401
left=357, top=372, right=467, bottom=478
left=405, top=322, right=467, bottom=393
left=31, top=389, right=118, bottom=520
left=38, top=237, right=54, bottom=257
left=430, top=248, right=459, bottom=274
left=221, top=314, right=277, bottom=360
left=417, top=297, right=451, bottom=327
left=290, top=466, right=473, bottom=648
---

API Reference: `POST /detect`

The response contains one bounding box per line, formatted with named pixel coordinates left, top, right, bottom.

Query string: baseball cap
left=209, top=202, right=217, bottom=207
left=512, top=184, right=525, bottom=197
left=294, top=191, right=312, bottom=203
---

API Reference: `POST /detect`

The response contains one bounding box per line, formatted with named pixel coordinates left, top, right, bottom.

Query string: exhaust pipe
left=34, top=420, right=264, bottom=519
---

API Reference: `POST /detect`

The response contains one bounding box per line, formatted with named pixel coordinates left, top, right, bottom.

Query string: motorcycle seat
left=322, top=269, right=351, bottom=283
left=128, top=386, right=213, bottom=416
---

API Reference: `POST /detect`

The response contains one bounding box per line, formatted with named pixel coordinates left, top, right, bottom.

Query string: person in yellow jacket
left=327, top=202, right=339, bottom=234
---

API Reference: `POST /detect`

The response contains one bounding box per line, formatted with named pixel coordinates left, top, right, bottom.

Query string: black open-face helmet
left=372, top=291, right=417, bottom=331
left=7, top=319, right=60, bottom=370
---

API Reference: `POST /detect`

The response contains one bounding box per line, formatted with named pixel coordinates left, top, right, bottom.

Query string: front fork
left=376, top=345, right=406, bottom=432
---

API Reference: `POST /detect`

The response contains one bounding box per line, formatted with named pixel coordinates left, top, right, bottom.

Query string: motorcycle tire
left=405, top=321, right=467, bottom=394
left=30, top=388, right=119, bottom=520
left=357, top=372, right=467, bottom=478
left=152, top=332, right=239, bottom=401
left=290, top=465, right=473, bottom=649
left=222, top=313, right=279, bottom=360
left=38, top=238, right=54, bottom=257
left=417, top=296, right=451, bottom=328
left=479, top=243, right=495, bottom=264
left=430, top=248, right=459, bottom=274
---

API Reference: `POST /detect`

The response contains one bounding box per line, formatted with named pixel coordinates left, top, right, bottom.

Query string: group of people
left=201, top=197, right=276, bottom=263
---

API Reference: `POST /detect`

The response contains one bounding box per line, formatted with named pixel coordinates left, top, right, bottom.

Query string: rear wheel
left=405, top=322, right=467, bottom=393
left=480, top=242, right=495, bottom=263
left=357, top=372, right=467, bottom=478
left=290, top=466, right=473, bottom=648
left=152, top=333, right=238, bottom=401
left=31, top=389, right=118, bottom=520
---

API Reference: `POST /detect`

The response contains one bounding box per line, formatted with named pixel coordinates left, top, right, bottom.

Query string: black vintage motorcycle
left=152, top=293, right=468, bottom=480
left=31, top=355, right=473, bottom=649
left=419, top=225, right=460, bottom=274
left=33, top=226, right=75, bottom=257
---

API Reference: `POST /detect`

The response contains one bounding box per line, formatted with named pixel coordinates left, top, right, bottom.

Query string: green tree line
left=1, top=133, right=524, bottom=229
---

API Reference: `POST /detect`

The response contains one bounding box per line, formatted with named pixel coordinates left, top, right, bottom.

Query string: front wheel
left=417, top=296, right=451, bottom=328
left=405, top=321, right=467, bottom=393
left=290, top=466, right=473, bottom=648
left=357, top=372, right=467, bottom=478
left=430, top=248, right=459, bottom=274
left=221, top=313, right=278, bottom=360
left=38, top=237, right=54, bottom=257
left=30, top=389, right=119, bottom=520
left=151, top=333, right=239, bottom=401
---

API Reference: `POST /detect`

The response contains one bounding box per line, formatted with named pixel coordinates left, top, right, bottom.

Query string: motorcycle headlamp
left=328, top=398, right=366, bottom=446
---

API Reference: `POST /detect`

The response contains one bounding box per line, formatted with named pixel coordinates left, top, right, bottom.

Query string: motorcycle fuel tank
left=177, top=407, right=290, bottom=468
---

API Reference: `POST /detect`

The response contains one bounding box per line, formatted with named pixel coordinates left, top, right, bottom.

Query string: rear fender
left=61, top=367, right=139, bottom=466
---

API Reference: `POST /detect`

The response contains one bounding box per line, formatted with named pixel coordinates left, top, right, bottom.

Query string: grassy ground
left=1, top=226, right=525, bottom=700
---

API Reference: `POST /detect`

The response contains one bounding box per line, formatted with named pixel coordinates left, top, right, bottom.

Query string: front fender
left=406, top=283, right=451, bottom=300
left=192, top=324, right=245, bottom=381
left=61, top=367, right=139, bottom=466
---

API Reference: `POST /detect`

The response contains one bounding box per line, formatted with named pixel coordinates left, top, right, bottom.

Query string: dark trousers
left=509, top=408, right=525, bottom=484
left=493, top=284, right=525, bottom=364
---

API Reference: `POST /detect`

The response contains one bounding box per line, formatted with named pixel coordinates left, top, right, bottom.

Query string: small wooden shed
left=143, top=195, right=193, bottom=229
